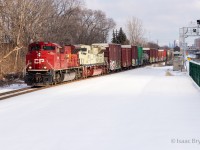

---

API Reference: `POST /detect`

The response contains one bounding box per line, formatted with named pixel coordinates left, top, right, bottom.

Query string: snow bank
left=0, top=83, right=28, bottom=93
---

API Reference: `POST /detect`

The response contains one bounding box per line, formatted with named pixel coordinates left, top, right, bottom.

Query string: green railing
left=189, top=61, right=200, bottom=87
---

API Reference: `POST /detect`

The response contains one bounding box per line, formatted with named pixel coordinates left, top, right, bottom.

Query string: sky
left=84, top=0, right=200, bottom=46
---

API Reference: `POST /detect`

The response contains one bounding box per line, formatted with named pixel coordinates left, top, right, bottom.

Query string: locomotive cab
left=26, top=42, right=62, bottom=71
left=25, top=42, right=62, bottom=86
left=25, top=42, right=81, bottom=86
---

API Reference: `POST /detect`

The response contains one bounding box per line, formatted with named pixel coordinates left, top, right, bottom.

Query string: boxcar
left=163, top=50, right=167, bottom=61
left=158, top=50, right=163, bottom=61
left=143, top=48, right=150, bottom=64
left=121, top=45, right=132, bottom=68
left=158, top=49, right=167, bottom=61
left=137, top=46, right=143, bottom=65
left=131, top=46, right=138, bottom=66
left=155, top=49, right=158, bottom=62
left=106, top=44, right=121, bottom=71
left=150, top=48, right=156, bottom=63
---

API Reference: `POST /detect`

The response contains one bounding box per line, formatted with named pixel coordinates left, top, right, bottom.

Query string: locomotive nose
left=28, top=51, right=45, bottom=70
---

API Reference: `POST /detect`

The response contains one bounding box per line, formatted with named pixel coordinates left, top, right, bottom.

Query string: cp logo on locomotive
left=34, top=59, right=44, bottom=64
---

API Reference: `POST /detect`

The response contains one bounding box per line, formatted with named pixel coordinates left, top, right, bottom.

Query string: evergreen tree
left=111, top=28, right=127, bottom=44
left=111, top=30, right=117, bottom=43
left=117, top=27, right=127, bottom=44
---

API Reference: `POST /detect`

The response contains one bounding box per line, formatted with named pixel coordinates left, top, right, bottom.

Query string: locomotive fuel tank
left=63, top=72, right=76, bottom=81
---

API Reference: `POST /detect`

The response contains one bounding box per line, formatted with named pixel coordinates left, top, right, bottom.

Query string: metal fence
left=189, top=61, right=200, bottom=87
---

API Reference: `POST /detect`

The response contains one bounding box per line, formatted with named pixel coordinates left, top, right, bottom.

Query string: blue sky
left=84, top=0, right=200, bottom=46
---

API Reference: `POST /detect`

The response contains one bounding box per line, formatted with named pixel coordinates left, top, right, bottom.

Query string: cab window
left=30, top=45, right=40, bottom=51
left=43, top=46, right=55, bottom=50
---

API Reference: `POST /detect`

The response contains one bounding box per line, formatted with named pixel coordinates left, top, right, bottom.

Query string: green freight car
left=137, top=46, right=143, bottom=65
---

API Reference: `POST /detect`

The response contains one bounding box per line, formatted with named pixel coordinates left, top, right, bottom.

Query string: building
left=194, top=38, right=200, bottom=50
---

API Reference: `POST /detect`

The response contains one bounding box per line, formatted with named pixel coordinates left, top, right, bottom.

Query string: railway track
left=0, top=71, right=115, bottom=101
left=0, top=62, right=165, bottom=101
left=0, top=87, right=43, bottom=101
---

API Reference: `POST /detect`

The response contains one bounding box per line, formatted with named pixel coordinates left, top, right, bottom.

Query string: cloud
left=84, top=0, right=200, bottom=46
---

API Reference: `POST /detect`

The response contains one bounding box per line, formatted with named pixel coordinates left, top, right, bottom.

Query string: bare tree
left=0, top=0, right=116, bottom=78
left=145, top=42, right=159, bottom=49
left=76, top=9, right=115, bottom=44
left=0, top=0, right=55, bottom=72
left=126, top=16, right=146, bottom=46
left=42, top=0, right=83, bottom=44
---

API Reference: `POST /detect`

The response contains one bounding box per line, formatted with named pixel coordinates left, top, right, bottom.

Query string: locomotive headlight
left=28, top=66, right=32, bottom=69
left=38, top=52, right=41, bottom=57
left=44, top=66, right=47, bottom=69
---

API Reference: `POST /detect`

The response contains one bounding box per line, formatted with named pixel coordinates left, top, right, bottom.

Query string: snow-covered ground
left=0, top=83, right=28, bottom=93
left=0, top=65, right=200, bottom=150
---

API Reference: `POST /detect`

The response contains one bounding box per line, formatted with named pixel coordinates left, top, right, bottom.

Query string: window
left=30, top=45, right=40, bottom=51
left=81, top=48, right=87, bottom=51
left=43, top=46, right=55, bottom=50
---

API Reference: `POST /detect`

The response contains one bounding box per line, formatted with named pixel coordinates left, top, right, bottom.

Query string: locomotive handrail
left=22, top=62, right=31, bottom=77
left=46, top=60, right=54, bottom=69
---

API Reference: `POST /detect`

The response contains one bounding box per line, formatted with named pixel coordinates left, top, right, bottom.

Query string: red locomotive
left=25, top=42, right=107, bottom=86
left=25, top=42, right=79, bottom=86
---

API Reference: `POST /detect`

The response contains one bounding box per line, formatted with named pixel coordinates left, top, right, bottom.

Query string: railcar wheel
left=55, top=73, right=62, bottom=83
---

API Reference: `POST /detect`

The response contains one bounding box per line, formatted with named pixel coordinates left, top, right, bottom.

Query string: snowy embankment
left=0, top=65, right=200, bottom=150
left=0, top=82, right=28, bottom=93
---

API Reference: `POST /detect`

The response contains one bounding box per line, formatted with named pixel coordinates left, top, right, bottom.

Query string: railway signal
left=179, top=20, right=200, bottom=71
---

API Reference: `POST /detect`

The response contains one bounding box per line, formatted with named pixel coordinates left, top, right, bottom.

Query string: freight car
left=137, top=46, right=143, bottom=65
left=121, top=45, right=132, bottom=69
left=143, top=48, right=150, bottom=64
left=25, top=42, right=163, bottom=86
left=158, top=49, right=167, bottom=61
left=131, top=46, right=138, bottom=66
